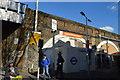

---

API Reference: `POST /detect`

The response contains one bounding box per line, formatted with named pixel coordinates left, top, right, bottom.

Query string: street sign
left=52, top=19, right=57, bottom=31
left=70, top=57, right=78, bottom=65
left=60, top=31, right=83, bottom=38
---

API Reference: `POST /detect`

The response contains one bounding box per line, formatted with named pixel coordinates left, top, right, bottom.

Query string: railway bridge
left=1, top=1, right=120, bottom=71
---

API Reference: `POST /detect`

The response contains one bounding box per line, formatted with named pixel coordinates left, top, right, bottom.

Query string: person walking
left=41, top=54, right=51, bottom=80
left=56, top=52, right=64, bottom=79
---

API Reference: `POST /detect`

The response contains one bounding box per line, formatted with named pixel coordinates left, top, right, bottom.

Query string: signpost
left=33, top=0, right=40, bottom=79
left=51, top=19, right=57, bottom=79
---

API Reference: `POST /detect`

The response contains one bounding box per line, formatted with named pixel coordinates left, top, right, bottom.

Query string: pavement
left=21, top=66, right=120, bottom=80
left=0, top=68, right=36, bottom=80
left=0, top=66, right=120, bottom=80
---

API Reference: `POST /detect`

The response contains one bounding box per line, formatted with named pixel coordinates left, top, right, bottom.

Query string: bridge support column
left=0, top=20, right=2, bottom=68
left=91, top=37, right=96, bottom=46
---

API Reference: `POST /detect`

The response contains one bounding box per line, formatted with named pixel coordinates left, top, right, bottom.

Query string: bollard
left=37, top=67, right=40, bottom=80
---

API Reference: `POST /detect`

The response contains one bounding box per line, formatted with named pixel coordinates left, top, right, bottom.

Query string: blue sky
left=24, top=2, right=119, bottom=34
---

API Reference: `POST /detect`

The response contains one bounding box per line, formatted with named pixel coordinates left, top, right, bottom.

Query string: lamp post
left=35, top=0, right=39, bottom=31
left=80, top=12, right=91, bottom=77
left=34, top=0, right=40, bottom=79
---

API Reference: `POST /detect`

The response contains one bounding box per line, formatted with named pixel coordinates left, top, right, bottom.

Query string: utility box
left=43, top=40, right=96, bottom=73
left=62, top=47, right=87, bottom=73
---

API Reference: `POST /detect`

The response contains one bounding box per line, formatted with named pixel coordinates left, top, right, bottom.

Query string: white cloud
left=107, top=3, right=118, bottom=11
left=100, top=26, right=114, bottom=32
left=111, top=5, right=117, bottom=10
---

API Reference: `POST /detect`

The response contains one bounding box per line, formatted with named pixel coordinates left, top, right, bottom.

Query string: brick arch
left=42, top=34, right=86, bottom=49
left=97, top=41, right=119, bottom=54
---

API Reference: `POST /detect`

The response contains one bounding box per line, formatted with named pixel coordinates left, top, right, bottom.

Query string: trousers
left=43, top=66, right=50, bottom=79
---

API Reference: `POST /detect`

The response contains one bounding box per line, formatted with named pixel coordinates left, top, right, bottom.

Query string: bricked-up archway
left=97, top=41, right=119, bottom=54
left=42, top=34, right=86, bottom=49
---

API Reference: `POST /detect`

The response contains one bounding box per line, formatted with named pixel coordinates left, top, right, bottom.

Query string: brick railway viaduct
left=1, top=8, right=120, bottom=71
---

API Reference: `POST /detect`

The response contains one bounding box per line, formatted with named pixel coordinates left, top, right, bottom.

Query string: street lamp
left=80, top=11, right=91, bottom=77
left=80, top=12, right=91, bottom=40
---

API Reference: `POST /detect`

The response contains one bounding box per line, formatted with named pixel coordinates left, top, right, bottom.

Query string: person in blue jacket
left=41, top=54, right=51, bottom=79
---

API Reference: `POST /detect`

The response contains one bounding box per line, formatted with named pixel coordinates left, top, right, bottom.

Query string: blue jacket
left=41, top=58, right=50, bottom=67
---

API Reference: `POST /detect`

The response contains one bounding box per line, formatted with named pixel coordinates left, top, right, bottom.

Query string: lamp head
left=80, top=12, right=85, bottom=16
left=88, top=19, right=91, bottom=22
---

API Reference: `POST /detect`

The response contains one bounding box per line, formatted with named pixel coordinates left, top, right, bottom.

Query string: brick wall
left=2, top=8, right=120, bottom=71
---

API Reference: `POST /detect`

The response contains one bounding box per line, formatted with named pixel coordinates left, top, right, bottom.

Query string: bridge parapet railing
left=0, top=0, right=27, bottom=24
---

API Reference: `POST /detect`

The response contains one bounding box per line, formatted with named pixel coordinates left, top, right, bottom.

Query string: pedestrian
left=41, top=54, right=51, bottom=80
left=56, top=52, right=64, bottom=79
left=2, top=60, right=22, bottom=80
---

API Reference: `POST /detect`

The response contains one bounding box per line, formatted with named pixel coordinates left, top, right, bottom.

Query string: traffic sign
left=29, top=31, right=41, bottom=45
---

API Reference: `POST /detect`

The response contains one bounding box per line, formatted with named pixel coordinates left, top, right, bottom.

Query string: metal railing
left=0, top=0, right=27, bottom=24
